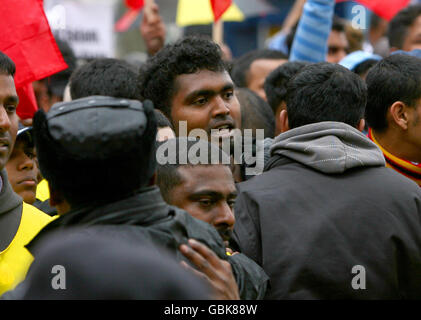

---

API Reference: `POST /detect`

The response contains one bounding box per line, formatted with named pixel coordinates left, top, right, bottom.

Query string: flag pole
left=212, top=19, right=223, bottom=46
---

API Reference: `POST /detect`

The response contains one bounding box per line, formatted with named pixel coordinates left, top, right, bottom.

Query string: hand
left=223, top=241, right=238, bottom=256
left=140, top=3, right=166, bottom=56
left=179, top=239, right=240, bottom=300
left=20, top=118, right=33, bottom=127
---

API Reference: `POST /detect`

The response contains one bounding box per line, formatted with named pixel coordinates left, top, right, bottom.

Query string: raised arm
left=289, top=0, right=336, bottom=62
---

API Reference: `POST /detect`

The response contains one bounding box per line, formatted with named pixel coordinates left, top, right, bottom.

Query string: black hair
left=46, top=39, right=77, bottom=98
left=9, top=128, right=36, bottom=167
left=286, top=62, right=367, bottom=129
left=230, top=49, right=287, bottom=88
left=154, top=109, right=173, bottom=129
left=236, top=88, right=275, bottom=139
left=353, top=59, right=379, bottom=77
left=389, top=5, right=421, bottom=49
left=156, top=137, right=230, bottom=203
left=365, top=54, right=421, bottom=132
left=331, top=16, right=346, bottom=33
left=70, top=58, right=140, bottom=100
left=16, top=130, right=35, bottom=150
left=0, top=51, right=16, bottom=77
left=138, top=36, right=228, bottom=120
left=264, top=61, right=311, bottom=114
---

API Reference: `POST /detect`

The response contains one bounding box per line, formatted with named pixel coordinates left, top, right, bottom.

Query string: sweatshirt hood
left=270, top=122, right=385, bottom=174
left=0, top=169, right=23, bottom=252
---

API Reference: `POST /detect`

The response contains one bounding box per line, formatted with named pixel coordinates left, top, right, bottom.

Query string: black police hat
left=32, top=96, right=157, bottom=204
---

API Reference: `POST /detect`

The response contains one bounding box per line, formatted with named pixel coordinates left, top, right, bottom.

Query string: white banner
left=44, top=0, right=117, bottom=59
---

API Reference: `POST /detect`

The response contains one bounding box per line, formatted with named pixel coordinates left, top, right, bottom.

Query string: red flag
left=336, top=0, right=410, bottom=21
left=210, top=0, right=232, bottom=22
left=115, top=0, right=144, bottom=32
left=125, top=0, right=144, bottom=10
left=16, top=84, right=38, bottom=120
left=0, top=0, right=67, bottom=119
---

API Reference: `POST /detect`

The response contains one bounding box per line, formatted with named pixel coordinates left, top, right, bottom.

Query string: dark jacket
left=233, top=122, right=421, bottom=299
left=33, top=199, right=57, bottom=216
left=10, top=229, right=211, bottom=299
left=27, top=186, right=269, bottom=300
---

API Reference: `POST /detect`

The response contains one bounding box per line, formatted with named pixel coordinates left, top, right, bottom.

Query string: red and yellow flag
left=210, top=0, right=232, bottom=21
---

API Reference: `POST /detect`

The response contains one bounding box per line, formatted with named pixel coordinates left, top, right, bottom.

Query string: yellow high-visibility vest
left=0, top=203, right=53, bottom=296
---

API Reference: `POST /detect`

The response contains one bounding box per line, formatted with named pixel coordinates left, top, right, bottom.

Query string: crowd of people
left=1, top=0, right=421, bottom=300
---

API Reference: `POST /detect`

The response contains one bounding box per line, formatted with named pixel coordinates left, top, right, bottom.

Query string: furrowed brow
left=184, top=90, right=215, bottom=103
left=189, top=190, right=223, bottom=200
left=221, top=84, right=234, bottom=92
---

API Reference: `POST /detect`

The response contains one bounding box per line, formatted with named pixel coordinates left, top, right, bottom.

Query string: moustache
left=0, top=132, right=12, bottom=149
left=217, top=228, right=233, bottom=242
left=208, top=115, right=236, bottom=130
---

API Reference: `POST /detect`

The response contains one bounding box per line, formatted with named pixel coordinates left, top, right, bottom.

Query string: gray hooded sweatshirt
left=0, top=169, right=23, bottom=253
left=269, top=121, right=385, bottom=173
left=233, top=121, right=421, bottom=299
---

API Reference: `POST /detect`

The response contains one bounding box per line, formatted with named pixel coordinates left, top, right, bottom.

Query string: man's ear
left=275, top=102, right=287, bottom=136
left=279, top=109, right=290, bottom=133
left=357, top=119, right=365, bottom=132
left=389, top=101, right=410, bottom=131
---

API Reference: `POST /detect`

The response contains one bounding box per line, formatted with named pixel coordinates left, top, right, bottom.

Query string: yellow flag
left=176, top=0, right=244, bottom=27
left=36, top=179, right=50, bottom=202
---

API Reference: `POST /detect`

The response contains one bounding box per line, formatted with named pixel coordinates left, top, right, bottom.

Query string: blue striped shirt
left=269, top=0, right=335, bottom=63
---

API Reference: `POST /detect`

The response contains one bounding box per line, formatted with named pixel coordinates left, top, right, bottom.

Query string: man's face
left=5, top=138, right=38, bottom=204
left=0, top=74, right=19, bottom=170
left=401, top=15, right=421, bottom=52
left=406, top=97, right=421, bottom=161
left=327, top=30, right=349, bottom=64
left=247, top=59, right=287, bottom=101
left=170, top=70, right=241, bottom=140
left=169, top=165, right=236, bottom=242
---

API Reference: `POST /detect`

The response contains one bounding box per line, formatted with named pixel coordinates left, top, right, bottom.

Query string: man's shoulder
left=237, top=158, right=421, bottom=209
left=237, top=163, right=293, bottom=194
left=359, top=165, right=421, bottom=196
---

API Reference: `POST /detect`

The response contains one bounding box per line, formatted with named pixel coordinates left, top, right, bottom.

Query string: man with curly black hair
left=138, top=37, right=241, bottom=140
